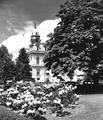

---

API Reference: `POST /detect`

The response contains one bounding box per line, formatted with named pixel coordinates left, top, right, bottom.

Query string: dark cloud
left=0, top=0, right=66, bottom=43
left=0, top=0, right=66, bottom=22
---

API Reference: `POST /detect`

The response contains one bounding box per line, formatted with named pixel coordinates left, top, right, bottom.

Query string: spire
left=29, top=22, right=41, bottom=49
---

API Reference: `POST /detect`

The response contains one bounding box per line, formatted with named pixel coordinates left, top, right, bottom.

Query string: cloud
left=0, top=1, right=33, bottom=43
left=1, top=19, right=60, bottom=60
left=0, top=0, right=65, bottom=44
left=38, top=19, right=60, bottom=42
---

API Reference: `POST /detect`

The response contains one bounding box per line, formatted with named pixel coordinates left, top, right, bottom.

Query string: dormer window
left=36, top=56, right=39, bottom=64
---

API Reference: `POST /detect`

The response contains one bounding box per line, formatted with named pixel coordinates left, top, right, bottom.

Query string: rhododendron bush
left=0, top=81, right=79, bottom=119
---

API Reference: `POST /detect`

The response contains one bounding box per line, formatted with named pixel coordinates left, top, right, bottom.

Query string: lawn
left=1, top=94, right=103, bottom=120
left=44, top=94, right=103, bottom=120
left=0, top=105, right=31, bottom=120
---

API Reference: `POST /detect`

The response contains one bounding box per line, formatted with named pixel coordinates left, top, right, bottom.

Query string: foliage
left=16, top=48, right=32, bottom=81
left=44, top=0, right=103, bottom=84
left=0, top=45, right=16, bottom=85
left=0, top=81, right=79, bottom=119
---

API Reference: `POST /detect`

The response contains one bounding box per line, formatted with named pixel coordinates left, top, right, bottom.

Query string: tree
left=0, top=45, right=16, bottom=85
left=16, top=48, right=32, bottom=81
left=44, top=0, right=103, bottom=85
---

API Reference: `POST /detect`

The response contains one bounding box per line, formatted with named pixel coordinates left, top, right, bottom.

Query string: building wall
left=28, top=50, right=47, bottom=82
left=29, top=54, right=44, bottom=66
left=31, top=67, right=46, bottom=82
left=27, top=32, right=48, bottom=82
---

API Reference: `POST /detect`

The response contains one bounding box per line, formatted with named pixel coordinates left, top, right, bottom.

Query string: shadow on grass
left=34, top=115, right=48, bottom=120
left=57, top=111, right=71, bottom=117
left=71, top=105, right=76, bottom=109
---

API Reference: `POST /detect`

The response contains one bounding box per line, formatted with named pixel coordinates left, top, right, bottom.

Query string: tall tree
left=0, top=45, right=16, bottom=85
left=44, top=0, right=103, bottom=85
left=16, top=48, right=32, bottom=81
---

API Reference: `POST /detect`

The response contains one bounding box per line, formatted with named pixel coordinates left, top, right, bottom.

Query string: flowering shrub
left=0, top=81, right=79, bottom=119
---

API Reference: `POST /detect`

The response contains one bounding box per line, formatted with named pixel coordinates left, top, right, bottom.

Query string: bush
left=0, top=81, right=79, bottom=119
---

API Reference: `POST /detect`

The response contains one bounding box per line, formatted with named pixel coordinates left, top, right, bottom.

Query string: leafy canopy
left=44, top=0, right=103, bottom=83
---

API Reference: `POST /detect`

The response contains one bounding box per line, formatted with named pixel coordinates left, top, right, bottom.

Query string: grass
left=0, top=105, right=31, bottom=120
left=0, top=105, right=48, bottom=120
left=1, top=94, right=103, bottom=120
left=44, top=94, right=103, bottom=120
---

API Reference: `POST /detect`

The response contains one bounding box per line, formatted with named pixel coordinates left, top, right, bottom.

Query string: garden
left=0, top=80, right=79, bottom=120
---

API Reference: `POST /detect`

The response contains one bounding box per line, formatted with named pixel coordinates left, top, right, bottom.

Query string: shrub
left=0, top=81, right=79, bottom=119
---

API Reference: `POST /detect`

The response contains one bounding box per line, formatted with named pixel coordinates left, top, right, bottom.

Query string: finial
left=22, top=32, right=25, bottom=36
left=34, top=22, right=37, bottom=29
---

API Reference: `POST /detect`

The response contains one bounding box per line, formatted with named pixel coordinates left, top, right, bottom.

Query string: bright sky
left=1, top=19, right=60, bottom=60
left=0, top=0, right=64, bottom=60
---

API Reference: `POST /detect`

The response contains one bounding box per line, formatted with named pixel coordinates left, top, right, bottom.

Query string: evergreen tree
left=0, top=45, right=16, bottom=85
left=16, top=48, right=32, bottom=81
left=44, top=0, right=103, bottom=85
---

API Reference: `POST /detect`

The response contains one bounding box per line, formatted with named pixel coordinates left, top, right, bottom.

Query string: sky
left=0, top=0, right=66, bottom=59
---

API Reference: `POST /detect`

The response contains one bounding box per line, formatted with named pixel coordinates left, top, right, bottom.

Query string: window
left=36, top=56, right=39, bottom=64
left=37, top=68, right=40, bottom=76
left=37, top=78, right=40, bottom=80
left=46, top=73, right=49, bottom=76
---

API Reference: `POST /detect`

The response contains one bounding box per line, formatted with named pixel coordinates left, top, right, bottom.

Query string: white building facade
left=27, top=32, right=49, bottom=82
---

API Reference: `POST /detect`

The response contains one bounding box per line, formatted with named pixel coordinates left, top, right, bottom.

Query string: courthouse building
left=27, top=32, right=49, bottom=82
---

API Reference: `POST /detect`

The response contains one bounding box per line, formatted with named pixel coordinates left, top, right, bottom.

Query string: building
left=27, top=29, right=84, bottom=83
left=27, top=32, right=49, bottom=82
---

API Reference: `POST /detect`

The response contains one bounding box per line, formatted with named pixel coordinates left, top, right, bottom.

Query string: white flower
left=17, top=80, right=23, bottom=84
left=28, top=101, right=34, bottom=105
left=38, top=107, right=43, bottom=111
left=72, top=86, right=77, bottom=90
left=6, top=102, right=11, bottom=106
left=36, top=100, right=41, bottom=104
left=7, top=88, right=15, bottom=92
left=37, top=91, right=43, bottom=94
left=42, top=96, right=46, bottom=100
left=74, top=94, right=79, bottom=99
left=22, top=86, right=28, bottom=89
left=13, top=90, right=19, bottom=94
left=49, top=92, right=53, bottom=96
left=59, top=89, right=65, bottom=95
left=54, top=98, right=61, bottom=104
left=7, top=97, right=13, bottom=100
left=13, top=99, right=23, bottom=104
left=32, top=99, right=41, bottom=104
left=25, top=96, right=34, bottom=102
left=61, top=104, right=64, bottom=107
left=43, top=108, right=47, bottom=113
left=22, top=103, right=27, bottom=108
left=68, top=85, right=73, bottom=91
left=0, top=88, right=3, bottom=92
left=1, top=92, right=6, bottom=95
left=27, top=109, right=35, bottom=114
left=46, top=100, right=50, bottom=103
left=17, top=109, right=24, bottom=114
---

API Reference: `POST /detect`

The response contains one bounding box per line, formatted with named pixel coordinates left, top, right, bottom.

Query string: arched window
left=36, top=56, right=39, bottom=64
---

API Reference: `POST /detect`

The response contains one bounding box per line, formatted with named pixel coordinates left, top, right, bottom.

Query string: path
left=45, top=94, right=103, bottom=120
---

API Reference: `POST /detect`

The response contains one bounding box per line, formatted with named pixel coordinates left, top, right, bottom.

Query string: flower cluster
left=0, top=81, right=79, bottom=118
